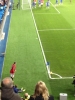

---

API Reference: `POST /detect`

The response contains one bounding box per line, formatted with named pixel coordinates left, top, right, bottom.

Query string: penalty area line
left=34, top=13, right=60, bottom=15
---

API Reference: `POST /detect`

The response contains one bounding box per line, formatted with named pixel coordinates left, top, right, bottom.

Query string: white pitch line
left=50, top=72, right=73, bottom=79
left=34, top=13, right=59, bottom=15
left=38, top=28, right=75, bottom=31
left=50, top=77, right=73, bottom=79
left=30, top=5, right=74, bottom=80
left=48, top=66, right=73, bottom=79
left=51, top=72, right=62, bottom=78
left=30, top=2, right=51, bottom=79
left=50, top=2, right=60, bottom=14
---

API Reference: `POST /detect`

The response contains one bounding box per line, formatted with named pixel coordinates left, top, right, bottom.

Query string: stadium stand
left=0, top=5, right=7, bottom=23
left=0, top=0, right=7, bottom=24
left=0, top=0, right=10, bottom=34
left=0, top=0, right=12, bottom=78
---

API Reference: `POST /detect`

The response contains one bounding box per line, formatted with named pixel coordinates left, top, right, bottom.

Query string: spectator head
left=25, top=93, right=29, bottom=98
left=24, top=93, right=30, bottom=99
left=34, top=81, right=49, bottom=100
left=0, top=0, right=5, bottom=6
left=4, top=0, right=8, bottom=5
left=1, top=77, right=13, bottom=88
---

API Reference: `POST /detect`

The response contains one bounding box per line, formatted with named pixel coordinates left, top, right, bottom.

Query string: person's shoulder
left=49, top=95, right=54, bottom=100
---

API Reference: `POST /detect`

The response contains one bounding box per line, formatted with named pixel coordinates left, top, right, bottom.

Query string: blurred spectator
left=13, top=85, right=25, bottom=93
left=22, top=93, right=30, bottom=100
left=46, top=0, right=50, bottom=8
left=0, top=0, right=5, bottom=6
left=55, top=0, right=58, bottom=4
left=29, top=81, right=54, bottom=100
left=4, top=0, right=8, bottom=5
left=1, top=77, right=22, bottom=100
left=60, top=0, right=62, bottom=3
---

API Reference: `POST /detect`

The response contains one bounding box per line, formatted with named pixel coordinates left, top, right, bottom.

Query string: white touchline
left=30, top=3, right=52, bottom=78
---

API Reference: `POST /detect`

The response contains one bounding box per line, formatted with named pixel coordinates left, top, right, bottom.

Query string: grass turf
left=32, top=0, right=75, bottom=77
left=2, top=9, right=52, bottom=96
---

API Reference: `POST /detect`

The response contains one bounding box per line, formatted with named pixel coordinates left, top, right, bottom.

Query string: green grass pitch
left=1, top=0, right=75, bottom=100
left=32, top=0, right=75, bottom=77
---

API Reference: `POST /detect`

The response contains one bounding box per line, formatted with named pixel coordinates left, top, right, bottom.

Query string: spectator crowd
left=0, top=0, right=9, bottom=23
left=0, top=77, right=54, bottom=100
